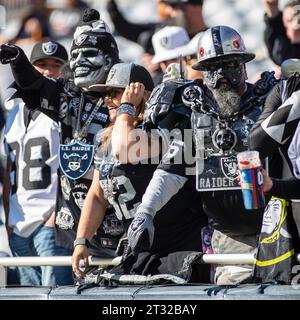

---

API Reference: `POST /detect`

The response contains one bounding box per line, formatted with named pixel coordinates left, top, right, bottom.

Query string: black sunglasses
left=106, top=89, right=123, bottom=99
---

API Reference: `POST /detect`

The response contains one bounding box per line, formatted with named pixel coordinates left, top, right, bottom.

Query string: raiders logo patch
left=85, top=103, right=93, bottom=112
left=88, top=36, right=98, bottom=46
left=160, top=36, right=170, bottom=49
left=221, top=155, right=238, bottom=180
left=59, top=141, right=94, bottom=180
left=42, top=41, right=58, bottom=55
left=74, top=34, right=88, bottom=46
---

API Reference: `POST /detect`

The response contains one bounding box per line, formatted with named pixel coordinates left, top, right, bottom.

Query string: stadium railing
left=0, top=253, right=300, bottom=286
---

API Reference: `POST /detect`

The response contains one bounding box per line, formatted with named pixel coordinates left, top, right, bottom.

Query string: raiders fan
left=0, top=9, right=120, bottom=260
left=2, top=40, right=73, bottom=286
left=72, top=62, right=155, bottom=277
left=127, top=26, right=277, bottom=285
left=71, top=61, right=209, bottom=278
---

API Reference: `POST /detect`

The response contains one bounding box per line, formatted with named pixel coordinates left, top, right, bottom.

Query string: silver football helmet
left=192, top=26, right=255, bottom=71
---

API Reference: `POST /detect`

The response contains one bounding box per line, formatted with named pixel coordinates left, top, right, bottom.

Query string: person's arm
left=248, top=83, right=282, bottom=158
left=263, top=11, right=286, bottom=63
left=0, top=44, right=61, bottom=121
left=262, top=0, right=279, bottom=18
left=262, top=0, right=287, bottom=64
left=249, top=85, right=300, bottom=159
left=268, top=176, right=300, bottom=199
left=0, top=44, right=47, bottom=89
left=72, top=170, right=109, bottom=278
left=262, top=164, right=300, bottom=199
left=106, top=0, right=156, bottom=44
left=262, top=0, right=300, bottom=65
left=127, top=168, right=188, bottom=253
left=111, top=82, right=157, bottom=162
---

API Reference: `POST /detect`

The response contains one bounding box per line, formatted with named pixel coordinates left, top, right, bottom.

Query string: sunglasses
left=106, top=89, right=123, bottom=99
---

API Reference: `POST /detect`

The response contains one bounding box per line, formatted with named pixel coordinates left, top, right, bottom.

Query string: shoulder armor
left=143, top=79, right=196, bottom=131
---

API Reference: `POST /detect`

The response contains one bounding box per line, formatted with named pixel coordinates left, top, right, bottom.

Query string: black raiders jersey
left=98, top=157, right=158, bottom=249
left=98, top=154, right=206, bottom=256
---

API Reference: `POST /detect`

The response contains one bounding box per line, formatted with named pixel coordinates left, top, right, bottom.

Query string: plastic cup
left=237, top=150, right=265, bottom=210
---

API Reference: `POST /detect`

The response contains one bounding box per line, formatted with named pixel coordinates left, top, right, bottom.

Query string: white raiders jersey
left=4, top=102, right=60, bottom=237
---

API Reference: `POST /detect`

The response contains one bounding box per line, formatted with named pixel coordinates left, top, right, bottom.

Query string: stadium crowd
left=0, top=0, right=300, bottom=287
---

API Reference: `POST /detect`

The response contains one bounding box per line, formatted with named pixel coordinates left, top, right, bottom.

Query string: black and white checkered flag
left=261, top=91, right=300, bottom=144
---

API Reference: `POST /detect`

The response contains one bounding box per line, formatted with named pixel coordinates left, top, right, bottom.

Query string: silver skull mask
left=73, top=191, right=87, bottom=209
left=70, top=47, right=112, bottom=88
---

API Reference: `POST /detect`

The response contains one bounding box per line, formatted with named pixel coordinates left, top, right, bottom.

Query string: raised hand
left=121, top=82, right=145, bottom=108
left=0, top=44, right=20, bottom=64
left=262, top=0, right=279, bottom=17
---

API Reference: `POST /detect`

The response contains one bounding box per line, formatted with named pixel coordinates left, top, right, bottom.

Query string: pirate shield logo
left=42, top=41, right=58, bottom=55
left=59, top=141, right=94, bottom=180
left=220, top=155, right=238, bottom=180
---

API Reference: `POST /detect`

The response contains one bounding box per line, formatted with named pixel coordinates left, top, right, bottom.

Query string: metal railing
left=1, top=253, right=300, bottom=286
left=1, top=253, right=300, bottom=267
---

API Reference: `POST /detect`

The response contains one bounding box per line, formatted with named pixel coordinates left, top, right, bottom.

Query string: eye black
left=84, top=50, right=98, bottom=57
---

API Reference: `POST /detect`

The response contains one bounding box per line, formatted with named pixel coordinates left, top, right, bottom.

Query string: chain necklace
left=196, top=96, right=255, bottom=124
left=73, top=93, right=104, bottom=141
left=182, top=85, right=259, bottom=125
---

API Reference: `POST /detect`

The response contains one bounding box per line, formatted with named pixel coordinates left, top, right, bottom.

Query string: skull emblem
left=70, top=47, right=111, bottom=88
left=72, top=191, right=87, bottom=209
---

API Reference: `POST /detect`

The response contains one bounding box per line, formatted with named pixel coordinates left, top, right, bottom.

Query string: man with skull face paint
left=127, top=26, right=277, bottom=285
left=191, top=27, right=274, bottom=284
left=0, top=9, right=121, bottom=262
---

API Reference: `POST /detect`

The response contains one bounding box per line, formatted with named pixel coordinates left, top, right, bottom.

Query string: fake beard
left=212, top=83, right=241, bottom=118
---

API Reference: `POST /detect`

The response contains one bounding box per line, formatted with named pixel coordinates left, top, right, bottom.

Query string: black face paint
left=203, top=59, right=245, bottom=89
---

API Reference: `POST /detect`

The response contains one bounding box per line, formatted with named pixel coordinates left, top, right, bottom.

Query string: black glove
left=115, top=235, right=129, bottom=258
left=127, top=211, right=154, bottom=254
left=0, top=44, right=19, bottom=64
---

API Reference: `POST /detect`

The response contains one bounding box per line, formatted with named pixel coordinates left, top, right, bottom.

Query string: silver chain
left=73, top=94, right=104, bottom=140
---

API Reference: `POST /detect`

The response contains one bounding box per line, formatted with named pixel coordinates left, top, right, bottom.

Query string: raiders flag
left=253, top=197, right=297, bottom=283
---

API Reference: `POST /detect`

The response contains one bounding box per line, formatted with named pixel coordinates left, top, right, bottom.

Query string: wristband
left=74, top=237, right=90, bottom=248
left=116, top=103, right=136, bottom=118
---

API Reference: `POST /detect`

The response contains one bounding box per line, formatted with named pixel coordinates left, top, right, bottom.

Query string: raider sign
left=196, top=154, right=240, bottom=191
